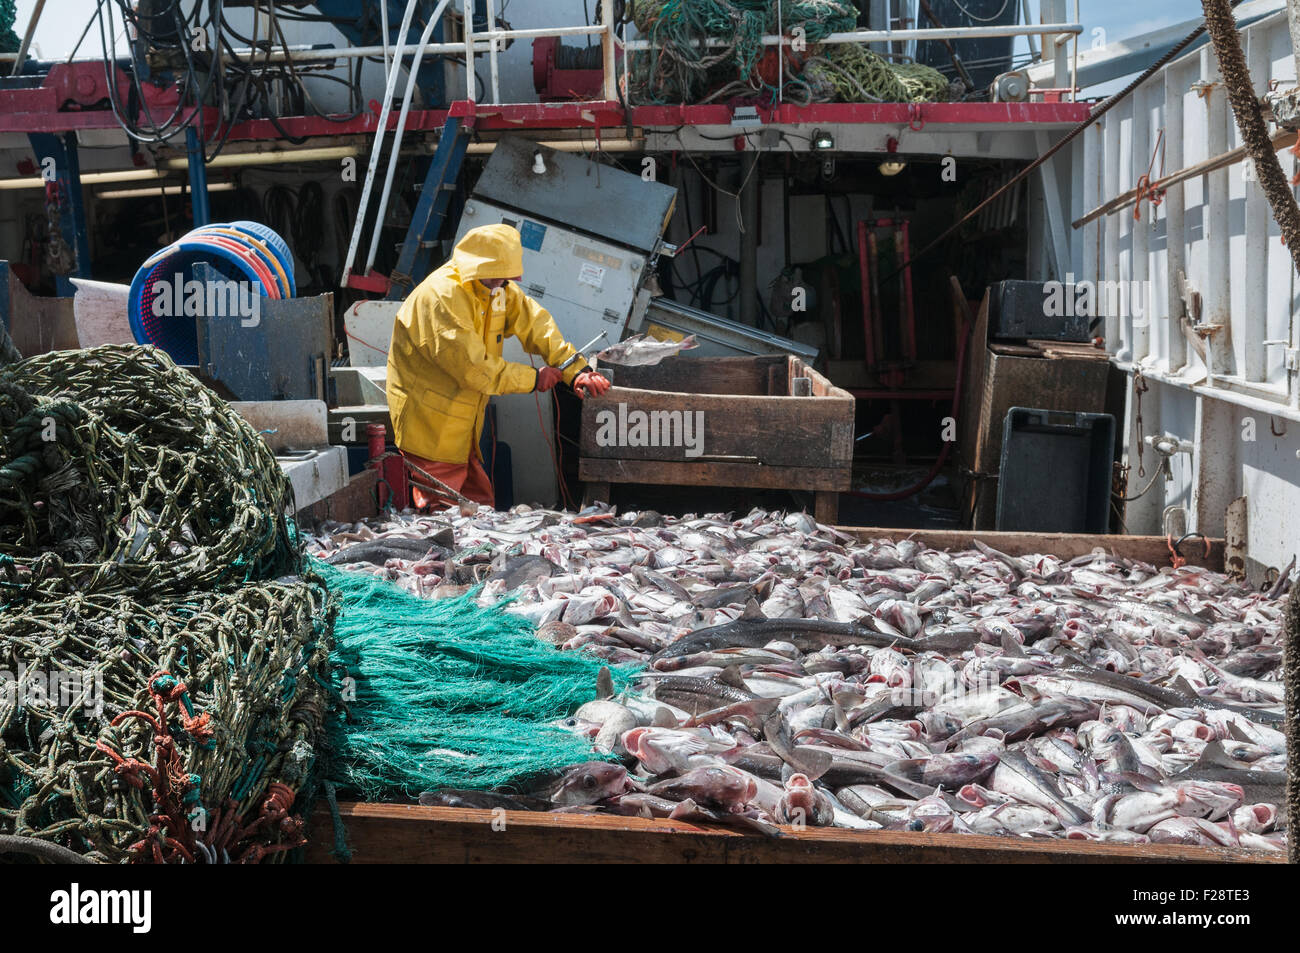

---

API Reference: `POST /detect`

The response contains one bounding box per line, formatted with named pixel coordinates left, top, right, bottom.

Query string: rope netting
left=0, top=345, right=297, bottom=604
left=0, top=344, right=326, bottom=863
left=0, top=581, right=333, bottom=863
left=626, top=0, right=948, bottom=105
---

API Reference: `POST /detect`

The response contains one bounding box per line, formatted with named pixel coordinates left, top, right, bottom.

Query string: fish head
left=777, top=772, right=823, bottom=822
left=551, top=761, right=630, bottom=806
left=1176, top=781, right=1245, bottom=819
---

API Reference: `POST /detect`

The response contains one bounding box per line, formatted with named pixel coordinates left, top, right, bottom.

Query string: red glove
left=573, top=370, right=611, bottom=398
left=535, top=366, right=563, bottom=392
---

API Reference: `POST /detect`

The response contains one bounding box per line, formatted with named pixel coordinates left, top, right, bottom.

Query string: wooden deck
left=305, top=803, right=1280, bottom=864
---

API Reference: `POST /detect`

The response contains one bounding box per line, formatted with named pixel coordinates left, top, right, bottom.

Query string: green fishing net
left=316, top=559, right=640, bottom=799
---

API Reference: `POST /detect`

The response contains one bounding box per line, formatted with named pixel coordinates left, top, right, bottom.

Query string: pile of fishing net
left=0, top=343, right=630, bottom=862
left=0, top=344, right=328, bottom=863
left=0, top=345, right=296, bottom=603
left=0, top=582, right=333, bottom=863
left=626, top=0, right=949, bottom=105
left=318, top=560, right=637, bottom=800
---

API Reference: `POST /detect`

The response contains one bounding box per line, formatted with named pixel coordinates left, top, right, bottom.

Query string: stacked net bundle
left=0, top=579, right=334, bottom=863
left=625, top=0, right=947, bottom=105
left=318, top=560, right=639, bottom=799
left=0, top=344, right=297, bottom=606
left=0, top=344, right=328, bottom=863
left=803, top=45, right=950, bottom=104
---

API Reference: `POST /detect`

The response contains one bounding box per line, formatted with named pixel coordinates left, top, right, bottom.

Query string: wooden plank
left=583, top=480, right=611, bottom=506
left=834, top=526, right=1224, bottom=570
left=298, top=468, right=380, bottom=526
left=958, top=292, right=991, bottom=525
left=305, top=803, right=1278, bottom=864
left=601, top=354, right=787, bottom=395
left=1026, top=339, right=1109, bottom=360
left=8, top=271, right=78, bottom=356
left=578, top=457, right=852, bottom=492
left=814, top=490, right=839, bottom=525
left=579, top=386, right=854, bottom=469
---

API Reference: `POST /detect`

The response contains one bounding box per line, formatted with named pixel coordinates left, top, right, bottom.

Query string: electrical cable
left=948, top=0, right=1011, bottom=24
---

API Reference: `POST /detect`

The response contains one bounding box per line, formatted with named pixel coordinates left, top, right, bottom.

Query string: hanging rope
left=1134, top=129, right=1167, bottom=221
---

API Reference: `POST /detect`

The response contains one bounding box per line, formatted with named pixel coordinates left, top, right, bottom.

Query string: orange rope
left=345, top=328, right=389, bottom=356
left=1167, top=532, right=1186, bottom=570
left=1134, top=129, right=1167, bottom=221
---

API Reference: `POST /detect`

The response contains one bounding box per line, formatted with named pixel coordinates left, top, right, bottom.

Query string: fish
left=652, top=605, right=921, bottom=661
left=547, top=761, right=631, bottom=806
left=988, top=751, right=1090, bottom=826
left=593, top=333, right=698, bottom=367
left=489, top=553, right=560, bottom=589
left=309, top=505, right=1288, bottom=847
left=326, top=538, right=448, bottom=565
left=647, top=765, right=758, bottom=813
left=776, top=773, right=836, bottom=826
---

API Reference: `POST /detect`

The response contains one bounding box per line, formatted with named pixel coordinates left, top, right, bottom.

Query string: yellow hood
left=451, top=224, right=524, bottom=281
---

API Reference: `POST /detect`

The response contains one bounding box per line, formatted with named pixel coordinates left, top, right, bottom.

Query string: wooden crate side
left=580, top=387, right=854, bottom=469
left=601, top=354, right=786, bottom=395
left=835, top=526, right=1224, bottom=570
left=578, top=456, right=852, bottom=491
left=305, top=803, right=1277, bottom=865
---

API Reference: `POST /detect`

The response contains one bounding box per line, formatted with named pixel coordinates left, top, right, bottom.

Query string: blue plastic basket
left=128, top=223, right=295, bottom=365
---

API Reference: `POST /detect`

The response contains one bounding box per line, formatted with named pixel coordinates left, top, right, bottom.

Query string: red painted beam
left=0, top=86, right=1092, bottom=138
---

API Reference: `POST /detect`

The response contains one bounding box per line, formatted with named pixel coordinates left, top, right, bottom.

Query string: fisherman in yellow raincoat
left=386, top=223, right=611, bottom=509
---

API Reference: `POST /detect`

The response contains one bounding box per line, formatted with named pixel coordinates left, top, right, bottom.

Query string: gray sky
left=14, top=0, right=118, bottom=61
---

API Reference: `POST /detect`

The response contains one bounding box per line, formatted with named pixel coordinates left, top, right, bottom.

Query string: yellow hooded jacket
left=386, top=224, right=590, bottom=464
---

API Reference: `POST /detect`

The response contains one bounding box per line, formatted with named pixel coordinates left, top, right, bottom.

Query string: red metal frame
left=0, top=62, right=1092, bottom=136
left=857, top=217, right=917, bottom=382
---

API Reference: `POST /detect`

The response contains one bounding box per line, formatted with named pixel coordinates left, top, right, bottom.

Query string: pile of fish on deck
left=308, top=506, right=1289, bottom=851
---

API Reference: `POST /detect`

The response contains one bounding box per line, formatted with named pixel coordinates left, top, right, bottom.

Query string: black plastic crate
left=995, top=407, right=1115, bottom=534
left=989, top=280, right=1091, bottom=343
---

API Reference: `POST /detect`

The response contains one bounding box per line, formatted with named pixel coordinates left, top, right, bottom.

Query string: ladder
left=385, top=115, right=470, bottom=300
left=344, top=115, right=468, bottom=297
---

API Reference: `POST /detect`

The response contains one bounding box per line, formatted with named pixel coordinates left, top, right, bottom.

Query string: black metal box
left=995, top=407, right=1115, bottom=534
left=989, top=279, right=1091, bottom=343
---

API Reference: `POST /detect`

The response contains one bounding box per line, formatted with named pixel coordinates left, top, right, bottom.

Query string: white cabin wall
left=1071, top=8, right=1300, bottom=579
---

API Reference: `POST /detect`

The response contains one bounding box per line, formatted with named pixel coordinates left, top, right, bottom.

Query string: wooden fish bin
left=296, top=520, right=1243, bottom=864
left=306, top=803, right=1280, bottom=864
left=578, top=355, right=854, bottom=523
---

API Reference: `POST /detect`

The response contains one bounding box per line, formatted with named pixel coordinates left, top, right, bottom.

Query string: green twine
left=0, top=1, right=18, bottom=55
left=627, top=0, right=946, bottom=105
left=315, top=558, right=640, bottom=799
